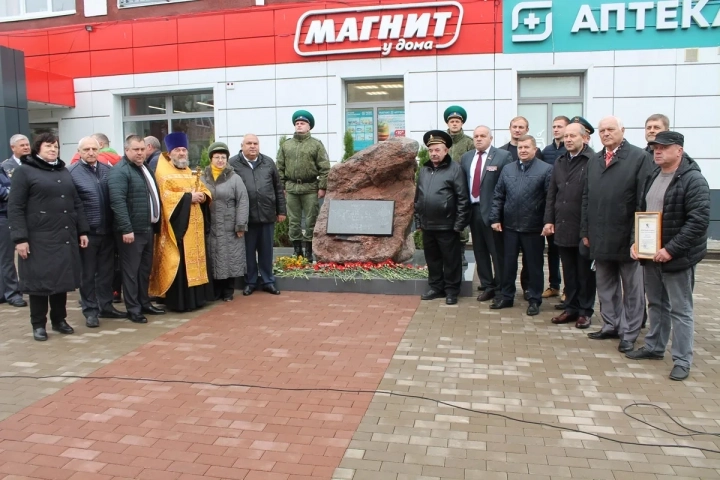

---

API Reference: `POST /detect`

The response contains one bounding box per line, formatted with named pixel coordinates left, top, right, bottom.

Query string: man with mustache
left=149, top=132, right=214, bottom=312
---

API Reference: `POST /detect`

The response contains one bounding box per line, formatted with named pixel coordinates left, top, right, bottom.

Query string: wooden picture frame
left=635, top=212, right=662, bottom=259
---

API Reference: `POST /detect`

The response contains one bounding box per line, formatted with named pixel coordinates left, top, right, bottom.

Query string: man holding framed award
left=581, top=116, right=653, bottom=353
left=627, top=131, right=709, bottom=381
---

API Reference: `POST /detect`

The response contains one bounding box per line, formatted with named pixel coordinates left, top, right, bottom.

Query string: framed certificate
left=635, top=212, right=662, bottom=259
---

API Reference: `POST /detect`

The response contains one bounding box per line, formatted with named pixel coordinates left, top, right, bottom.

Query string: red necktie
left=605, top=150, right=613, bottom=166
left=471, top=151, right=484, bottom=198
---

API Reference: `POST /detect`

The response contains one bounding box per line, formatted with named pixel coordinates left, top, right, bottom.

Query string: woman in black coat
left=7, top=133, right=90, bottom=341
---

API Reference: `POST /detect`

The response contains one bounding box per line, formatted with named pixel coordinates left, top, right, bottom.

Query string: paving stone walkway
left=0, top=262, right=719, bottom=480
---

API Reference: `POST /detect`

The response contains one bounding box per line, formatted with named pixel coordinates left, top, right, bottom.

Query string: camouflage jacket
left=277, top=132, right=331, bottom=194
left=448, top=131, right=474, bottom=163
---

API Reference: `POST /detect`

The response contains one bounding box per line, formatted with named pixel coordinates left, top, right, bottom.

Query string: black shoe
left=420, top=289, right=445, bottom=301
left=113, top=291, right=122, bottom=304
left=461, top=253, right=468, bottom=267
left=554, top=302, right=566, bottom=311
left=8, top=297, right=27, bottom=307
left=490, top=299, right=513, bottom=309
left=526, top=302, right=540, bottom=316
left=85, top=316, right=99, bottom=328
left=669, top=365, right=689, bottom=381
left=33, top=327, right=48, bottom=341
left=293, top=240, right=304, bottom=257
left=617, top=340, right=635, bottom=353
left=477, top=290, right=495, bottom=302
left=263, top=284, right=281, bottom=295
left=128, top=313, right=148, bottom=324
left=625, top=346, right=664, bottom=360
left=477, top=286, right=487, bottom=292
left=243, top=285, right=255, bottom=296
left=587, top=330, right=620, bottom=340
left=141, top=305, right=165, bottom=315
left=51, top=321, right=74, bottom=334
left=99, top=306, right=127, bottom=319
left=446, top=296, right=457, bottom=305
left=303, top=241, right=313, bottom=262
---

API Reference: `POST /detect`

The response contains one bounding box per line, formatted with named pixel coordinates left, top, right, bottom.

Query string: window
left=118, top=0, right=196, bottom=8
left=0, top=0, right=74, bottom=22
left=517, top=74, right=584, bottom=150
left=122, top=91, right=214, bottom=168
left=345, top=80, right=405, bottom=152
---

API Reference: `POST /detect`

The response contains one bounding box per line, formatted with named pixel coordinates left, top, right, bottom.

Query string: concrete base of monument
left=235, top=248, right=476, bottom=297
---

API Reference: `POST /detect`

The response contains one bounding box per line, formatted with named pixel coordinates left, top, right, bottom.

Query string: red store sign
left=294, top=1, right=464, bottom=57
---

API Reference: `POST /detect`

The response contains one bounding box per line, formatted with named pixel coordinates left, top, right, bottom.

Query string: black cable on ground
left=1, top=374, right=719, bottom=455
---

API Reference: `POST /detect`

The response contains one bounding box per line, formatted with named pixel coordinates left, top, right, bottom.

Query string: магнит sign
left=294, top=1, right=464, bottom=57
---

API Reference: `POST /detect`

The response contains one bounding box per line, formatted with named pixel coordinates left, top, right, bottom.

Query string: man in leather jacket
left=414, top=130, right=470, bottom=306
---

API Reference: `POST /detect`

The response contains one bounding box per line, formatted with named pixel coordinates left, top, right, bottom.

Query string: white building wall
left=34, top=46, right=720, bottom=188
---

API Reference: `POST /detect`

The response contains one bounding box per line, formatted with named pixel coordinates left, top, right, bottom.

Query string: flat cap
left=570, top=116, right=595, bottom=135
left=423, top=130, right=452, bottom=148
left=292, top=110, right=315, bottom=129
left=443, top=105, right=467, bottom=124
left=648, top=130, right=684, bottom=147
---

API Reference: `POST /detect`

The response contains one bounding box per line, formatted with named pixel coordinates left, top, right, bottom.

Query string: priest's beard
left=171, top=157, right=189, bottom=169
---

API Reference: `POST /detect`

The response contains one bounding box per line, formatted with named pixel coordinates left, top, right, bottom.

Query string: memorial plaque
left=327, top=200, right=395, bottom=236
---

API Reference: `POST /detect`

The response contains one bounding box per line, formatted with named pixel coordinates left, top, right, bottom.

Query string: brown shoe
left=575, top=316, right=591, bottom=329
left=551, top=312, right=578, bottom=324
left=477, top=290, right=495, bottom=302
left=542, top=287, right=560, bottom=298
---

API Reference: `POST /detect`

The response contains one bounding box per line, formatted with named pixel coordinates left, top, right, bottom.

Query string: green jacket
left=448, top=131, right=474, bottom=163
left=107, top=157, right=158, bottom=234
left=277, top=132, right=331, bottom=195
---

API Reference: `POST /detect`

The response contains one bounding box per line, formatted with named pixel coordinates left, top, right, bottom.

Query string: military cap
left=443, top=105, right=467, bottom=124
left=570, top=116, right=595, bottom=135
left=648, top=130, right=684, bottom=147
left=292, top=110, right=315, bottom=129
left=423, top=130, right=453, bottom=149
left=208, top=141, right=230, bottom=158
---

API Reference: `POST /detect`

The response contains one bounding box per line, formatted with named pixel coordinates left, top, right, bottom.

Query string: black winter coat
left=541, top=141, right=566, bottom=166
left=544, top=146, right=595, bottom=247
left=491, top=158, right=552, bottom=233
left=229, top=153, right=286, bottom=224
left=581, top=140, right=653, bottom=261
left=637, top=154, right=709, bottom=272
left=68, top=161, right=112, bottom=235
left=7, top=154, right=89, bottom=295
left=414, top=155, right=470, bottom=231
left=107, top=157, right=158, bottom=234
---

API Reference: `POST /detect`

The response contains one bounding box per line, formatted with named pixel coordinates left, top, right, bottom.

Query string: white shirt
left=140, top=164, right=161, bottom=223
left=12, top=156, right=21, bottom=165
left=243, top=153, right=258, bottom=169
left=469, top=150, right=487, bottom=204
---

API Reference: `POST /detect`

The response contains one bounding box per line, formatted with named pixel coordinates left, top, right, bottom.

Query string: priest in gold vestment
left=149, top=133, right=214, bottom=312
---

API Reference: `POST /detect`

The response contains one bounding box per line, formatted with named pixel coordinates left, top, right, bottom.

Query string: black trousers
left=0, top=215, right=21, bottom=302
left=79, top=234, right=115, bottom=318
left=423, top=229, right=462, bottom=296
left=501, top=229, right=544, bottom=304
left=30, top=292, right=67, bottom=328
left=520, top=235, right=561, bottom=291
left=245, top=222, right=276, bottom=287
left=118, top=232, right=154, bottom=315
left=469, top=205, right=504, bottom=292
left=558, top=246, right=596, bottom=317
left=213, top=278, right=235, bottom=300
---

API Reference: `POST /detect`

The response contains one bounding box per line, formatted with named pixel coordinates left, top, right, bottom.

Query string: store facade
left=2, top=0, right=720, bottom=232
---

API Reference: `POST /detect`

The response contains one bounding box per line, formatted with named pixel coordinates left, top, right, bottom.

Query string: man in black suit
left=460, top=126, right=513, bottom=302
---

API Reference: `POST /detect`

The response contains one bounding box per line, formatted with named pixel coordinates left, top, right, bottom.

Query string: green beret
left=292, top=110, right=315, bottom=129
left=423, top=130, right=452, bottom=148
left=443, top=105, right=467, bottom=124
left=570, top=116, right=595, bottom=135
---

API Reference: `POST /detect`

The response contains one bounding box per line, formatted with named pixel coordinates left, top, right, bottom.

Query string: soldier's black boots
left=293, top=241, right=304, bottom=257
left=303, top=241, right=313, bottom=262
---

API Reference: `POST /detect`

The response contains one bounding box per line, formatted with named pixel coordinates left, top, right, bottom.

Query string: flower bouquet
left=273, top=256, right=427, bottom=283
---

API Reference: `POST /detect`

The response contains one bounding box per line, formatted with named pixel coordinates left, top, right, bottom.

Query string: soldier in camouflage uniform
left=445, top=106, right=474, bottom=266
left=277, top=110, right=331, bottom=261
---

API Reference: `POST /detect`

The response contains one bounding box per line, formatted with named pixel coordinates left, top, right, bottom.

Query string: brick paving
left=0, top=262, right=719, bottom=480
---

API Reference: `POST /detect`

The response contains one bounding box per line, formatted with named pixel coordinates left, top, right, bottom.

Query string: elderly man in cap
left=627, top=131, right=709, bottom=381
left=108, top=135, right=164, bottom=324
left=543, top=118, right=595, bottom=329
left=490, top=135, right=552, bottom=316
left=149, top=132, right=214, bottom=312
left=415, top=130, right=470, bottom=305
left=581, top=116, right=653, bottom=352
left=277, top=110, right=331, bottom=261
left=444, top=105, right=474, bottom=267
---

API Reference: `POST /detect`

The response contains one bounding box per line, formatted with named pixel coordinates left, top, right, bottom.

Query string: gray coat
left=201, top=166, right=249, bottom=280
